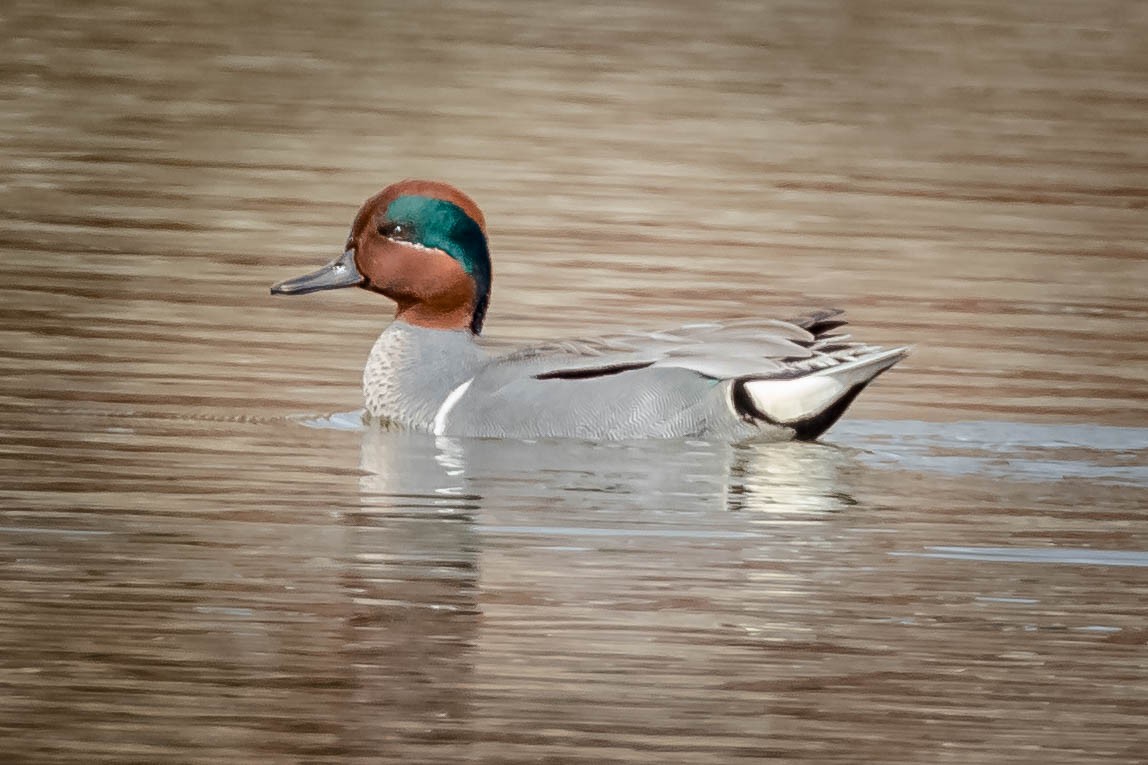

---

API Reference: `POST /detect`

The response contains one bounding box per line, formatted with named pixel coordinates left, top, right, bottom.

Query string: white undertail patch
left=744, top=376, right=846, bottom=423
left=743, top=347, right=909, bottom=424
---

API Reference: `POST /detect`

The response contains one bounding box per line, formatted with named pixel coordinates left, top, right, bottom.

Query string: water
left=2, top=0, right=1147, bottom=762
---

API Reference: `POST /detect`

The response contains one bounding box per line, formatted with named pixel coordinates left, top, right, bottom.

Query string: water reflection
left=3, top=412, right=1145, bottom=761
left=351, top=430, right=862, bottom=753
left=360, top=428, right=858, bottom=517
left=349, top=431, right=481, bottom=752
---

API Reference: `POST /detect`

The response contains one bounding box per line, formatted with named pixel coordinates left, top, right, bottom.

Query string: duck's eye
left=377, top=222, right=410, bottom=240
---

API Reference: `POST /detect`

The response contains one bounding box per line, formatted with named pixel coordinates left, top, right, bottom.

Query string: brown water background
left=2, top=0, right=1147, bottom=762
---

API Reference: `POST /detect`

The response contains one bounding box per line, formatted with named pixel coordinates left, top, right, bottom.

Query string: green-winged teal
left=271, top=180, right=908, bottom=441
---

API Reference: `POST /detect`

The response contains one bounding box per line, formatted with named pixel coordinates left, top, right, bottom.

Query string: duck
left=271, top=180, right=909, bottom=441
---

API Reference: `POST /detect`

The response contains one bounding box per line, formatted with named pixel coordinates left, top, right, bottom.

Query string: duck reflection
left=350, top=429, right=857, bottom=752
left=725, top=440, right=858, bottom=515
left=345, top=431, right=482, bottom=752
left=360, top=429, right=857, bottom=516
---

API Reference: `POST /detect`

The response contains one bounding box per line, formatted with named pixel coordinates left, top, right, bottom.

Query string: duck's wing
left=444, top=310, right=908, bottom=440
left=486, top=309, right=887, bottom=381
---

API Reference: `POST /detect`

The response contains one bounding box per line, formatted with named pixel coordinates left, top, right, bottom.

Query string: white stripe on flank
left=432, top=378, right=473, bottom=436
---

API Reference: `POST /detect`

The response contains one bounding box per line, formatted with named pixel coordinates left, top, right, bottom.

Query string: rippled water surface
left=2, top=1, right=1147, bottom=762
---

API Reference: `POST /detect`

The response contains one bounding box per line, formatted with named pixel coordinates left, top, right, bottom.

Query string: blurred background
left=3, top=0, right=1145, bottom=422
left=1, top=1, right=1146, bottom=763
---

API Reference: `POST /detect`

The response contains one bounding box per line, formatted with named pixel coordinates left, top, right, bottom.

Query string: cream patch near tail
left=742, top=346, right=910, bottom=427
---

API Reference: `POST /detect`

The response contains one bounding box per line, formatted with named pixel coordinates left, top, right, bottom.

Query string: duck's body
left=362, top=313, right=905, bottom=441
left=272, top=180, right=908, bottom=442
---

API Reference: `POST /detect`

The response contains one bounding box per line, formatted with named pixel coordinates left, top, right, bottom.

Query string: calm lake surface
left=2, top=0, right=1147, bottom=762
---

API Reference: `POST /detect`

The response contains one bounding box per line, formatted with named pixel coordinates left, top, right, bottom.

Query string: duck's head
left=271, top=180, right=491, bottom=334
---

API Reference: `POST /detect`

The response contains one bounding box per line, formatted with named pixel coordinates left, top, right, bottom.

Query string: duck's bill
left=270, top=249, right=364, bottom=295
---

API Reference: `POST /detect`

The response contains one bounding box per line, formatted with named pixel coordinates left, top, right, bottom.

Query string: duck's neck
left=363, top=321, right=487, bottom=430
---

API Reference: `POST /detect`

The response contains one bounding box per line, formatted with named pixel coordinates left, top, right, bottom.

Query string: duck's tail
left=735, top=346, right=910, bottom=441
